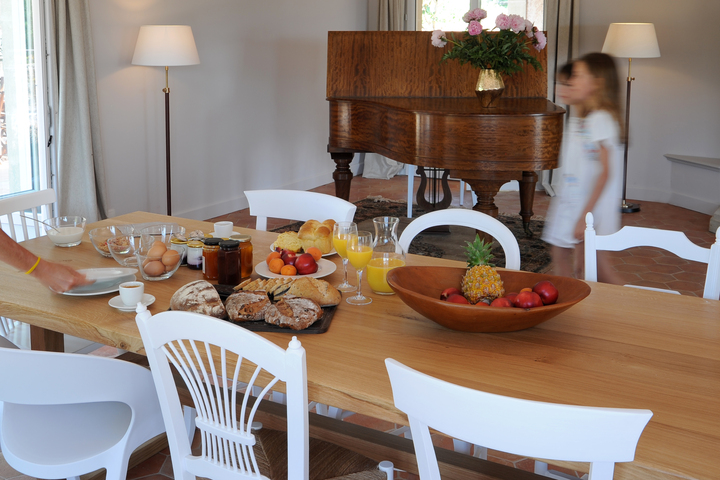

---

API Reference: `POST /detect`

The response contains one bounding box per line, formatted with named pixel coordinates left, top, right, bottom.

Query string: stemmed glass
left=346, top=231, right=374, bottom=305
left=332, top=221, right=357, bottom=292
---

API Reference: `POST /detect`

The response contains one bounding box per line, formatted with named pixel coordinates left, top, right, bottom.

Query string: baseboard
left=668, top=193, right=719, bottom=215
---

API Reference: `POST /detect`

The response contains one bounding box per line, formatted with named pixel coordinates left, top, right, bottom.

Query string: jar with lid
left=169, top=237, right=188, bottom=265
left=218, top=240, right=241, bottom=285
left=202, top=238, right=222, bottom=281
left=233, top=234, right=254, bottom=279
left=186, top=240, right=204, bottom=270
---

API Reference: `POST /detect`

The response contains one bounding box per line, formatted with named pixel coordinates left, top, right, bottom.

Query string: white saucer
left=209, top=231, right=239, bottom=238
left=255, top=258, right=336, bottom=279
left=108, top=294, right=156, bottom=311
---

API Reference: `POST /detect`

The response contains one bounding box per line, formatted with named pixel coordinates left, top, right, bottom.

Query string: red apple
left=281, top=250, right=297, bottom=266
left=294, top=253, right=318, bottom=275
left=440, top=287, right=462, bottom=300
left=532, top=280, right=559, bottom=305
left=446, top=294, right=469, bottom=304
left=513, top=291, right=543, bottom=309
left=475, top=301, right=489, bottom=306
left=505, top=292, right=518, bottom=303
left=490, top=297, right=514, bottom=308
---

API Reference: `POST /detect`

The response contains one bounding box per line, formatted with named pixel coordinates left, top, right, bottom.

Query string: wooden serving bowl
left=387, top=266, right=591, bottom=333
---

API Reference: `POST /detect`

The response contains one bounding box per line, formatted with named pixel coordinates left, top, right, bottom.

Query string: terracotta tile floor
left=1, top=176, right=715, bottom=480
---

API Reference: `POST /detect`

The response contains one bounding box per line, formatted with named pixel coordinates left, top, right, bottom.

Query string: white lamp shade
left=132, top=25, right=200, bottom=66
left=602, top=23, right=660, bottom=58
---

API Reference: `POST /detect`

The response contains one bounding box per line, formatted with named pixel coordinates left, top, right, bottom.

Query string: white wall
left=578, top=0, right=720, bottom=211
left=89, top=0, right=367, bottom=220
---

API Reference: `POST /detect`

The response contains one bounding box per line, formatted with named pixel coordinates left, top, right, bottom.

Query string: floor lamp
left=601, top=23, right=660, bottom=213
left=132, top=25, right=200, bottom=216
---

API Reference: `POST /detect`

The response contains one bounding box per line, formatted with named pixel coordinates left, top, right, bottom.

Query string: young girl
left=542, top=53, right=624, bottom=283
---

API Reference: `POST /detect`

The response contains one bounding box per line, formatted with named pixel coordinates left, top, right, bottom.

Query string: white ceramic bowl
left=45, top=216, right=86, bottom=247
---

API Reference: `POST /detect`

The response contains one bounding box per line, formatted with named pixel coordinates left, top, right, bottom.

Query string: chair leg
left=407, top=166, right=416, bottom=218
left=459, top=180, right=465, bottom=206
left=378, top=460, right=395, bottom=480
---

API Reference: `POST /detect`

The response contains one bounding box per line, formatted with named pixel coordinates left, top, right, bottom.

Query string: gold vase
left=475, top=69, right=505, bottom=108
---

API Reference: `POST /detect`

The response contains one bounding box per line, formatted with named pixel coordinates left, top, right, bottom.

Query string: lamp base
left=622, top=201, right=640, bottom=213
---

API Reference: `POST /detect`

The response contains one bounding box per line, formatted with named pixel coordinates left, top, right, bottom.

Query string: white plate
left=270, top=243, right=336, bottom=257
left=77, top=268, right=138, bottom=288
left=108, top=294, right=156, bottom=311
left=62, top=275, right=137, bottom=296
left=255, top=258, right=336, bottom=280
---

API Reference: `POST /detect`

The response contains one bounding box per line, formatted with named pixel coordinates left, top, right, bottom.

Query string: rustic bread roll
left=273, top=277, right=341, bottom=307
left=170, top=280, right=227, bottom=318
left=298, top=219, right=336, bottom=254
left=225, top=290, right=270, bottom=322
left=264, top=296, right=323, bottom=330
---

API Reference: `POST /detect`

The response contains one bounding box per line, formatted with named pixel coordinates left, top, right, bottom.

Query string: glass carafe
left=368, top=217, right=406, bottom=295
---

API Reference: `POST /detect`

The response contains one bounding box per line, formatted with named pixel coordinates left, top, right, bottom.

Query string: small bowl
left=387, top=266, right=591, bottom=333
left=88, top=225, right=134, bottom=257
left=45, top=216, right=86, bottom=247
left=135, top=248, right=182, bottom=281
left=108, top=234, right=141, bottom=266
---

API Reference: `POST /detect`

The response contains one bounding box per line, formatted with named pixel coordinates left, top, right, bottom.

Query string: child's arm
left=574, top=142, right=610, bottom=240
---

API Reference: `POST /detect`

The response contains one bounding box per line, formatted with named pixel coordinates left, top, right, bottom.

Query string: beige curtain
left=541, top=0, right=580, bottom=196
left=51, top=0, right=107, bottom=221
left=363, top=0, right=407, bottom=180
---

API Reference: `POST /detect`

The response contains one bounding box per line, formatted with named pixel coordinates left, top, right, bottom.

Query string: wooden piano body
left=326, top=31, right=565, bottom=231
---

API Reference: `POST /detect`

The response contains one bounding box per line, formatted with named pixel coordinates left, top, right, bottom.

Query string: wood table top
left=1, top=211, right=718, bottom=480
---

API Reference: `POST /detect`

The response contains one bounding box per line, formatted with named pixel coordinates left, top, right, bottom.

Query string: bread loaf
left=298, top=219, right=336, bottom=254
left=225, top=290, right=270, bottom=322
left=273, top=277, right=341, bottom=307
left=264, top=296, right=322, bottom=330
left=170, top=280, right=227, bottom=318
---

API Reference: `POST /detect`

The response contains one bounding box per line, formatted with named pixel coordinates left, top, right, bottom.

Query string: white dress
left=542, top=110, right=623, bottom=248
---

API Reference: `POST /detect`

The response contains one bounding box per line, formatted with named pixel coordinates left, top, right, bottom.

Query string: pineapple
left=461, top=235, right=505, bottom=304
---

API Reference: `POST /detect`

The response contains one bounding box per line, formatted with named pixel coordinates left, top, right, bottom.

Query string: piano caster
left=523, top=222, right=534, bottom=237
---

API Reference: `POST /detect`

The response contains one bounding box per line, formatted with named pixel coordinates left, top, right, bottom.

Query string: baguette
left=272, top=277, right=341, bottom=307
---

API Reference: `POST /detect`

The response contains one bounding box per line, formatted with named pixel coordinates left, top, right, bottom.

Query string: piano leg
left=331, top=152, right=354, bottom=201
left=519, top=171, right=538, bottom=237
left=462, top=177, right=509, bottom=244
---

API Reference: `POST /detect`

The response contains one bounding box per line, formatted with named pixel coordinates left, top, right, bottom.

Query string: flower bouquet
left=431, top=9, right=547, bottom=106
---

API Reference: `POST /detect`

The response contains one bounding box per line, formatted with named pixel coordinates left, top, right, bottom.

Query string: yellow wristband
left=25, top=257, right=41, bottom=275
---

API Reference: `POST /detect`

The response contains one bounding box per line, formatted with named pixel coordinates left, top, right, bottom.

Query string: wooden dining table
left=1, top=211, right=718, bottom=480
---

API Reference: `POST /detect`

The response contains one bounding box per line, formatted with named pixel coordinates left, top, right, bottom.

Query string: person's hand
left=574, top=216, right=586, bottom=241
left=30, top=260, right=94, bottom=293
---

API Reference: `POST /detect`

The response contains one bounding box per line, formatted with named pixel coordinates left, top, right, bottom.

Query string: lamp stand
left=163, top=66, right=172, bottom=216
left=622, top=58, right=640, bottom=213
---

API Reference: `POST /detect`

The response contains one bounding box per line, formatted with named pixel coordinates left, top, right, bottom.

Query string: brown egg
left=147, top=242, right=167, bottom=259
left=161, top=249, right=180, bottom=267
left=143, top=260, right=166, bottom=277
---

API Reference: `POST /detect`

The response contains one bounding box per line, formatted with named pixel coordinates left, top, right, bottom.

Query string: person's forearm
left=581, top=145, right=610, bottom=217
left=0, top=230, right=40, bottom=273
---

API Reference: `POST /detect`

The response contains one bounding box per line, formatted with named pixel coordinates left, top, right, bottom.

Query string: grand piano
left=326, top=31, right=565, bottom=233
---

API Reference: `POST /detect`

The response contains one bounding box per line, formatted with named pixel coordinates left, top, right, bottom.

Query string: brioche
left=170, top=280, right=227, bottom=319
left=264, top=296, right=322, bottom=330
left=272, top=277, right=341, bottom=307
left=298, top=219, right=336, bottom=254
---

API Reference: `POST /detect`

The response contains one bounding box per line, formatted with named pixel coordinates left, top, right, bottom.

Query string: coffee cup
left=214, top=221, right=234, bottom=238
left=119, top=281, right=145, bottom=307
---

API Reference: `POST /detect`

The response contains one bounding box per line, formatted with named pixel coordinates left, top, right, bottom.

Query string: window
left=0, top=0, right=51, bottom=200
left=419, top=0, right=544, bottom=32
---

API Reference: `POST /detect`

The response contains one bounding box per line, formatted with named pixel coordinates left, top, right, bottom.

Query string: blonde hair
left=577, top=53, right=624, bottom=139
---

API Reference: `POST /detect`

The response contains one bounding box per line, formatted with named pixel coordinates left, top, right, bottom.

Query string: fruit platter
left=387, top=266, right=590, bottom=332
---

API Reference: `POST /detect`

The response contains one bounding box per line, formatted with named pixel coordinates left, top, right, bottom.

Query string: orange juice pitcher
left=368, top=217, right=406, bottom=295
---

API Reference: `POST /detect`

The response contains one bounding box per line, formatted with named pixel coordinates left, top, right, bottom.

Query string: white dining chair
left=245, top=189, right=357, bottom=231
left=0, top=346, right=166, bottom=480
left=385, top=358, right=652, bottom=480
left=0, top=189, right=56, bottom=343
left=584, top=212, right=720, bottom=299
left=135, top=306, right=393, bottom=480
left=398, top=208, right=521, bottom=270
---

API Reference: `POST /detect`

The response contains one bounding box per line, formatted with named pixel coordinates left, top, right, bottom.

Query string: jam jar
left=186, top=240, right=204, bottom=270
left=234, top=234, right=254, bottom=279
left=218, top=240, right=241, bottom=285
left=202, top=238, right=222, bottom=281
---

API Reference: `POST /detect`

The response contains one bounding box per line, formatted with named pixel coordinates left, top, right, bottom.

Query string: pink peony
left=468, top=20, right=483, bottom=36
left=508, top=14, right=526, bottom=33
left=533, top=31, right=547, bottom=51
left=524, top=19, right=534, bottom=38
left=472, top=8, right=487, bottom=20
left=431, top=30, right=447, bottom=48
left=495, top=13, right=510, bottom=30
